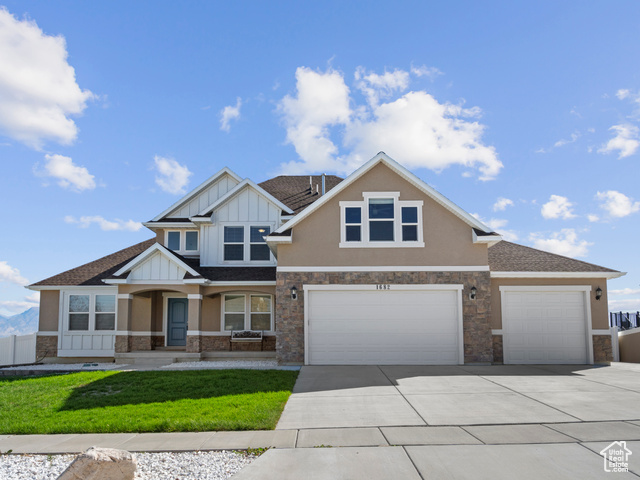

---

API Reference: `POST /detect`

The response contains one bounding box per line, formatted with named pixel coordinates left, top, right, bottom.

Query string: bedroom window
left=167, top=231, right=180, bottom=250
left=223, top=294, right=273, bottom=331
left=224, top=226, right=245, bottom=261
left=222, top=224, right=274, bottom=263
left=67, top=293, right=116, bottom=331
left=345, top=207, right=362, bottom=242
left=250, top=226, right=271, bottom=261
left=166, top=230, right=199, bottom=254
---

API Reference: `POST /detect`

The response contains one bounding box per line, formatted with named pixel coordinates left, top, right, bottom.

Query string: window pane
left=402, top=206, right=418, bottom=224
left=250, top=226, right=270, bottom=243
left=402, top=225, right=418, bottom=241
left=185, top=231, right=198, bottom=250
left=250, top=244, right=270, bottom=261
left=224, top=244, right=244, bottom=261
left=224, top=226, right=244, bottom=242
left=369, top=198, right=394, bottom=219
left=224, top=314, right=245, bottom=331
left=225, top=295, right=245, bottom=312
left=69, top=295, right=89, bottom=313
left=96, top=295, right=115, bottom=313
left=345, top=207, right=361, bottom=224
left=69, top=314, right=89, bottom=330
left=251, top=313, right=271, bottom=330
left=370, top=221, right=394, bottom=241
left=95, top=313, right=115, bottom=330
left=346, top=225, right=361, bottom=242
left=167, top=231, right=180, bottom=250
left=251, top=295, right=271, bottom=313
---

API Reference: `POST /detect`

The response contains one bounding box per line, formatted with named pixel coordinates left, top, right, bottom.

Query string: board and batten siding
left=168, top=175, right=239, bottom=218
left=201, top=186, right=281, bottom=265
left=129, top=252, right=187, bottom=281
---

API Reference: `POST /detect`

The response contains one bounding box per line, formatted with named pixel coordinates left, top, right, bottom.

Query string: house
left=28, top=152, right=625, bottom=365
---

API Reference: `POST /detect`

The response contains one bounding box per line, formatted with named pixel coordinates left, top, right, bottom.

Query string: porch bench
left=230, top=330, right=264, bottom=351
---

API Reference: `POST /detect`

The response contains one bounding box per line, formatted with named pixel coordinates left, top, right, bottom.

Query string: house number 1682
left=376, top=284, right=390, bottom=290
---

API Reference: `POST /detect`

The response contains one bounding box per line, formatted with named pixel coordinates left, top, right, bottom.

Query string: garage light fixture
left=595, top=287, right=602, bottom=301
left=469, top=286, right=477, bottom=300
left=290, top=286, right=298, bottom=300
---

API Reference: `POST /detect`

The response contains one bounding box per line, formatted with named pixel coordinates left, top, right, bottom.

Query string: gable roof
left=112, top=243, right=202, bottom=278
left=197, top=178, right=294, bottom=217
left=272, top=152, right=495, bottom=234
left=151, top=167, right=242, bottom=222
left=259, top=175, right=343, bottom=214
left=29, top=239, right=156, bottom=288
left=489, top=241, right=625, bottom=278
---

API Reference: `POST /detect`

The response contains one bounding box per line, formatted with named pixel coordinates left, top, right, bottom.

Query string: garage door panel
left=503, top=290, right=588, bottom=364
left=307, top=288, right=460, bottom=365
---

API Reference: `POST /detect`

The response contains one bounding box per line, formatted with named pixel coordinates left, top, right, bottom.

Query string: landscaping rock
left=57, top=446, right=136, bottom=480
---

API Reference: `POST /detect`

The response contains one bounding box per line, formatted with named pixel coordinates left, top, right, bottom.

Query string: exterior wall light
left=595, top=287, right=602, bottom=301
left=290, top=286, right=298, bottom=300
left=469, top=286, right=477, bottom=300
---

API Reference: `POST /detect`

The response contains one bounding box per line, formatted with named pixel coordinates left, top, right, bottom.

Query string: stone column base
left=36, top=335, right=58, bottom=359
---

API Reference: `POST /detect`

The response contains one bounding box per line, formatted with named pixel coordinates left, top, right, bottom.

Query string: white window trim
left=221, top=293, right=274, bottom=333
left=220, top=222, right=276, bottom=265
left=339, top=192, right=424, bottom=248
left=61, top=289, right=118, bottom=336
left=165, top=229, right=200, bottom=255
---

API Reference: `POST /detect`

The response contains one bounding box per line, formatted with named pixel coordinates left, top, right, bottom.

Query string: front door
left=167, top=298, right=188, bottom=346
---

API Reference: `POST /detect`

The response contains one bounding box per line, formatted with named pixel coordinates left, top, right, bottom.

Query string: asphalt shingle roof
left=259, top=175, right=343, bottom=214
left=488, top=241, right=619, bottom=273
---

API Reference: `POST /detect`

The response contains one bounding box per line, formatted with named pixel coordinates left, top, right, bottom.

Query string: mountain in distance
left=0, top=308, right=39, bottom=337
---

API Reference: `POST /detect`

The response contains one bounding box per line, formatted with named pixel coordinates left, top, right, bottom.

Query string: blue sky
left=0, top=1, right=639, bottom=316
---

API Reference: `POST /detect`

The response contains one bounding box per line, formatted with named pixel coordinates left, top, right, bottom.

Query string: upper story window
left=166, top=230, right=199, bottom=254
left=340, top=192, right=424, bottom=248
left=222, top=224, right=273, bottom=263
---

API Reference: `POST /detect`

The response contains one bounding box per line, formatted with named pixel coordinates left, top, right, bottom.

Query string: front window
left=345, top=207, right=361, bottom=242
left=369, top=198, right=394, bottom=241
left=223, top=294, right=273, bottom=331
left=250, top=226, right=271, bottom=260
left=67, top=293, right=116, bottom=331
left=224, top=226, right=245, bottom=261
left=166, top=230, right=199, bottom=254
left=167, top=231, right=180, bottom=250
left=185, top=231, right=198, bottom=251
left=222, top=224, right=274, bottom=263
left=69, top=295, right=90, bottom=330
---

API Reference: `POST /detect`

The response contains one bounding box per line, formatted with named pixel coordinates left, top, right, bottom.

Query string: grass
left=0, top=369, right=298, bottom=434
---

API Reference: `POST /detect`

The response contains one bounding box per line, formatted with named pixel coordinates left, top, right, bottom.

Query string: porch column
left=186, top=294, right=202, bottom=353
left=115, top=294, right=133, bottom=353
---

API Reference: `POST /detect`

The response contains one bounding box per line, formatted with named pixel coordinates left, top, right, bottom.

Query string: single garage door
left=306, top=286, right=462, bottom=365
left=502, top=289, right=588, bottom=364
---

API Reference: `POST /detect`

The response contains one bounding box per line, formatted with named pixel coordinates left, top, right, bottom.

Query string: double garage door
left=306, top=286, right=462, bottom=365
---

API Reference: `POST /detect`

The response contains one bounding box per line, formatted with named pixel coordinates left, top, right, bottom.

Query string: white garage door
left=502, top=289, right=589, bottom=364
left=306, top=286, right=462, bottom=365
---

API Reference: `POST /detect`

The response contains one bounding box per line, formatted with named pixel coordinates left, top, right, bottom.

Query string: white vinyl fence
left=0, top=333, right=36, bottom=367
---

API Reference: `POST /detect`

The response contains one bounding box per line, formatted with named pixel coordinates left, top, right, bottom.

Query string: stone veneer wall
left=492, top=335, right=503, bottom=364
left=593, top=335, right=613, bottom=363
left=36, top=336, right=58, bottom=359
left=191, top=335, right=276, bottom=352
left=276, top=271, right=492, bottom=365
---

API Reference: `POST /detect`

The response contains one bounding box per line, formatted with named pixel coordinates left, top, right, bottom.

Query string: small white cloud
left=0, top=8, right=94, bottom=149
left=610, top=288, right=640, bottom=296
left=355, top=67, right=410, bottom=106
left=470, top=213, right=518, bottom=241
left=25, top=291, right=40, bottom=303
left=493, top=197, right=514, bottom=212
left=541, top=195, right=576, bottom=220
left=219, top=97, right=242, bottom=132
left=608, top=298, right=640, bottom=312
left=40, top=153, right=96, bottom=191
left=587, top=214, right=600, bottom=222
left=596, top=190, right=640, bottom=218
left=598, top=124, right=639, bottom=158
left=553, top=132, right=581, bottom=148
left=0, top=261, right=29, bottom=286
left=529, top=229, right=591, bottom=258
left=153, top=155, right=192, bottom=194
left=0, top=300, right=39, bottom=313
left=64, top=215, right=142, bottom=231
left=410, top=64, right=443, bottom=80
left=616, top=89, right=631, bottom=100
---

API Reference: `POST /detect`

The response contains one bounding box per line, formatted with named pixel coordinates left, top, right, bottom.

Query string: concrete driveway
left=276, top=363, right=640, bottom=429
left=231, top=363, right=640, bottom=480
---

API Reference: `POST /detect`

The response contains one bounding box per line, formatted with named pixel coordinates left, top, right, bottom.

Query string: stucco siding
left=38, top=290, right=60, bottom=332
left=619, top=330, right=640, bottom=363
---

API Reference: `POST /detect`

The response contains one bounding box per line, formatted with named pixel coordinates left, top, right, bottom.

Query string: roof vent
left=321, top=174, right=326, bottom=196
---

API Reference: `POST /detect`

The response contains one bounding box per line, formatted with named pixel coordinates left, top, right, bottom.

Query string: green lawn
left=0, top=369, right=298, bottom=434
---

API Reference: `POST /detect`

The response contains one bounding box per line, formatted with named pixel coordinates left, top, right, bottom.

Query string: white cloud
left=0, top=300, right=39, bottom=314
left=608, top=298, right=640, bottom=312
left=541, top=195, right=576, bottom=220
left=587, top=214, right=600, bottom=222
left=355, top=67, right=410, bottom=106
left=598, top=124, right=639, bottom=158
left=529, top=229, right=591, bottom=258
left=0, top=261, right=28, bottom=286
left=64, top=215, right=142, bottom=231
left=153, top=155, right=192, bottom=194
left=41, top=153, right=96, bottom=191
left=410, top=65, right=443, bottom=80
left=610, top=288, right=640, bottom=296
left=278, top=66, right=502, bottom=180
left=0, top=8, right=94, bottom=149
left=470, top=214, right=518, bottom=241
left=553, top=132, right=581, bottom=148
left=596, top=190, right=640, bottom=218
left=493, top=197, right=514, bottom=212
left=25, top=291, right=39, bottom=303
left=219, top=97, right=242, bottom=132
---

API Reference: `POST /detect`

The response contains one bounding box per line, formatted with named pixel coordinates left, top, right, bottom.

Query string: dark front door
left=167, top=298, right=188, bottom=346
